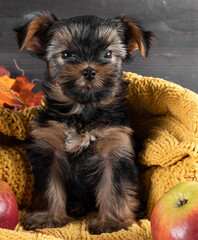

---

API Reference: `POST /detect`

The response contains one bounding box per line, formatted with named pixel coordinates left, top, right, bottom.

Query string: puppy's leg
left=23, top=121, right=69, bottom=230
left=88, top=127, right=138, bottom=234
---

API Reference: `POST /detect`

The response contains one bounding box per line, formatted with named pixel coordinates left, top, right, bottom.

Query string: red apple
left=0, top=180, right=18, bottom=230
left=151, top=181, right=198, bottom=240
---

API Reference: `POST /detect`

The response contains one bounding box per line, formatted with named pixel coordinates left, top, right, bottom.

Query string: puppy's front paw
left=88, top=218, right=131, bottom=235
left=23, top=211, right=68, bottom=230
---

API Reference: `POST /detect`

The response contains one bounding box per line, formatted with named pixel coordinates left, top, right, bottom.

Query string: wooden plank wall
left=0, top=0, right=198, bottom=92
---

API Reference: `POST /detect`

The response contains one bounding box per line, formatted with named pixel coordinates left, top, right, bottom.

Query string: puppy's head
left=14, top=12, right=152, bottom=104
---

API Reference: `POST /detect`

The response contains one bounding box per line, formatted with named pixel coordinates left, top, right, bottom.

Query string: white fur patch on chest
left=64, top=128, right=97, bottom=153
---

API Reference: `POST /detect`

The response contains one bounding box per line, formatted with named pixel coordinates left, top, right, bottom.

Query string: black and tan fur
left=14, top=12, right=152, bottom=234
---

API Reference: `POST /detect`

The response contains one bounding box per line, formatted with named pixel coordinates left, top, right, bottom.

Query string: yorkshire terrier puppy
left=14, top=12, right=151, bottom=234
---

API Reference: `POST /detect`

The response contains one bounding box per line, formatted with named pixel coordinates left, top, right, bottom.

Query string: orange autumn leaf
left=12, top=76, right=34, bottom=92
left=0, top=75, right=15, bottom=89
left=0, top=67, right=43, bottom=110
left=0, top=75, right=20, bottom=108
left=0, top=91, right=21, bottom=108
left=11, top=76, right=43, bottom=108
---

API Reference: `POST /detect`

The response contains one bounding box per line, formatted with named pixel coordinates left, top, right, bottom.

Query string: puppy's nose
left=82, top=67, right=96, bottom=80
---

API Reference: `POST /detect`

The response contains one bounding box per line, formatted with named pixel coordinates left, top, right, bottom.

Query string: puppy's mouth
left=61, top=79, right=113, bottom=104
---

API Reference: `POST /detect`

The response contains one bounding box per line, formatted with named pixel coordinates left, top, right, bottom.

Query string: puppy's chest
left=64, top=126, right=98, bottom=153
left=63, top=109, right=118, bottom=153
left=34, top=103, right=129, bottom=153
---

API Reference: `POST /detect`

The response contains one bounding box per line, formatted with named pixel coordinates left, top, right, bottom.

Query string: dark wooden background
left=0, top=0, right=198, bottom=92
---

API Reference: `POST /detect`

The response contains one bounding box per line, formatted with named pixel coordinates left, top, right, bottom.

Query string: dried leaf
left=0, top=66, right=10, bottom=77
left=12, top=76, right=43, bottom=108
left=0, top=75, right=20, bottom=107
left=0, top=67, right=43, bottom=110
left=12, top=76, right=35, bottom=93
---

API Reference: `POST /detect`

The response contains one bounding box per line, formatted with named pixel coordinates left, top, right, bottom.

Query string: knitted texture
left=0, top=72, right=198, bottom=239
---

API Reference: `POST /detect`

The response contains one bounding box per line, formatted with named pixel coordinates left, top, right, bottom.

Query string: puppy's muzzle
left=82, top=67, right=97, bottom=81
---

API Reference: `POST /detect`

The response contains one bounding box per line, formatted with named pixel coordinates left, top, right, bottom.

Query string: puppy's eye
left=62, top=51, right=72, bottom=59
left=104, top=50, right=112, bottom=59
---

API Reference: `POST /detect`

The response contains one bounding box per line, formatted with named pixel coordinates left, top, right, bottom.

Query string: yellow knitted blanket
left=0, top=72, right=198, bottom=240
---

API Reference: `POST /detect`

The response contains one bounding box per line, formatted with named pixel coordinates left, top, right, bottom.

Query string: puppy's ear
left=117, top=16, right=152, bottom=58
left=13, top=12, right=57, bottom=57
